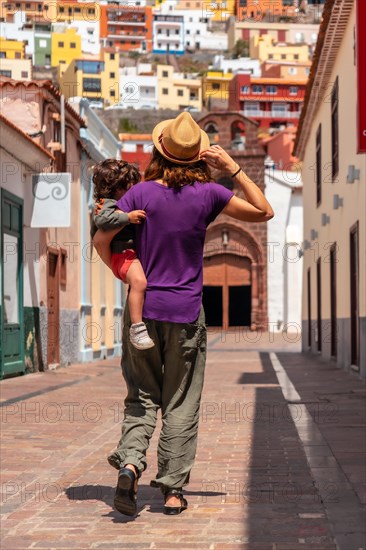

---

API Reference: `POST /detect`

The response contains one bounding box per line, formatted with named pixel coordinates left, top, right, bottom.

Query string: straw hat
left=152, top=112, right=210, bottom=165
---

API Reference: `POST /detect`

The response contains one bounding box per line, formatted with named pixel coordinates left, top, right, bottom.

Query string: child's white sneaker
left=129, top=322, right=155, bottom=350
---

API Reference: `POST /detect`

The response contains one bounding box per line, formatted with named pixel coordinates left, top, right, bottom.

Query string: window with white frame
left=266, top=85, right=277, bottom=94
left=244, top=102, right=259, bottom=112
left=272, top=102, right=288, bottom=113
left=252, top=85, right=262, bottom=94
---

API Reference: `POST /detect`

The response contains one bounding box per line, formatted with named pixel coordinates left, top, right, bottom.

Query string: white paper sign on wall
left=30, top=173, right=71, bottom=228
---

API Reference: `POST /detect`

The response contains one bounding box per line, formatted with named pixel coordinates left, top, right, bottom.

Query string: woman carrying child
left=93, top=112, right=274, bottom=517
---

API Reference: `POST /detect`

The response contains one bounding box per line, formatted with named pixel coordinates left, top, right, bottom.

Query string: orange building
left=260, top=126, right=299, bottom=169
left=2, top=0, right=99, bottom=23
left=235, top=0, right=296, bottom=22
left=100, top=5, right=153, bottom=53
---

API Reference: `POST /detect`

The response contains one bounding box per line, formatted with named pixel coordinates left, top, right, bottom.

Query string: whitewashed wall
left=265, top=167, right=303, bottom=332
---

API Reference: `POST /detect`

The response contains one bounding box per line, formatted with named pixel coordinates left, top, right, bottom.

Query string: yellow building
left=203, top=0, right=235, bottom=21
left=261, top=60, right=311, bottom=80
left=47, top=1, right=100, bottom=24
left=228, top=20, right=319, bottom=51
left=157, top=65, right=202, bottom=110
left=202, top=70, right=233, bottom=106
left=59, top=49, right=119, bottom=107
left=294, top=0, right=365, bottom=377
left=51, top=27, right=82, bottom=68
left=0, top=58, right=32, bottom=80
left=250, top=34, right=310, bottom=63
left=0, top=37, right=24, bottom=59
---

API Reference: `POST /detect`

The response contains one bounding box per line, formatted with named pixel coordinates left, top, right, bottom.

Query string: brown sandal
left=163, top=489, right=188, bottom=515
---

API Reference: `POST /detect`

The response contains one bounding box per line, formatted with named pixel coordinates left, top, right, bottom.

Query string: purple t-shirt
left=117, top=180, right=233, bottom=323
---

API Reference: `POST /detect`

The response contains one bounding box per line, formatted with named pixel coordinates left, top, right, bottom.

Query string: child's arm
left=94, top=198, right=146, bottom=230
left=93, top=198, right=130, bottom=231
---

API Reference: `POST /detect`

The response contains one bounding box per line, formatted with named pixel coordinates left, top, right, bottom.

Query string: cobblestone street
left=1, top=333, right=365, bottom=550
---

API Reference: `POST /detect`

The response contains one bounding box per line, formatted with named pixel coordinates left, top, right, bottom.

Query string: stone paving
left=0, top=332, right=365, bottom=550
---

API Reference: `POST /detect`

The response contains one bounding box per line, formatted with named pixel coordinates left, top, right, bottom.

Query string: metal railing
left=242, top=109, right=301, bottom=118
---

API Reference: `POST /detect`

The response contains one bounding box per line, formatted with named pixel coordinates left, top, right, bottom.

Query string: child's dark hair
left=92, top=159, right=141, bottom=201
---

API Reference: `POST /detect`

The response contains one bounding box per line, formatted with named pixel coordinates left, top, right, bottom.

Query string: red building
left=100, top=5, right=153, bottom=53
left=228, top=73, right=306, bottom=130
left=119, top=133, right=152, bottom=176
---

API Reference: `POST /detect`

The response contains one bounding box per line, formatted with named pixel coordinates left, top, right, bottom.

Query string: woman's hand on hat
left=128, top=210, right=146, bottom=224
left=200, top=145, right=238, bottom=174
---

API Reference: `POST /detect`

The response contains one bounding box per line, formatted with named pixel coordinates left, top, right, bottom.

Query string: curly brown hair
left=92, top=159, right=141, bottom=201
left=144, top=147, right=212, bottom=188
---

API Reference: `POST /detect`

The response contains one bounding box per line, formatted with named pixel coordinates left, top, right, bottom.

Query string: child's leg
left=125, top=260, right=147, bottom=325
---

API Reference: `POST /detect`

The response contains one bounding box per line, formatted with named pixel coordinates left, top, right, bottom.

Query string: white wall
left=212, top=55, right=261, bottom=76
left=301, top=2, right=366, bottom=321
left=65, top=20, right=100, bottom=55
left=265, top=167, right=303, bottom=331
left=2, top=14, right=35, bottom=58
left=153, top=19, right=185, bottom=53
left=119, top=73, right=158, bottom=109
left=0, top=148, right=42, bottom=309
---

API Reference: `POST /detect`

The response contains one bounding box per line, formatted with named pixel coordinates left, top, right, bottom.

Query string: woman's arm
left=200, top=145, right=274, bottom=222
left=93, top=227, right=121, bottom=269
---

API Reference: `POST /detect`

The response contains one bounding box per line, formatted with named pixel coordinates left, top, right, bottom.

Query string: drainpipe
left=60, top=95, right=65, bottom=153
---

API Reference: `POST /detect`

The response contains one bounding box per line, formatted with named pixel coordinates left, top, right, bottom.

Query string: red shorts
left=111, top=249, right=137, bottom=283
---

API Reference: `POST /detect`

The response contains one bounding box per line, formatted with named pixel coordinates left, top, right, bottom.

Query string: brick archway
left=198, top=111, right=268, bottom=329
left=203, top=222, right=267, bottom=330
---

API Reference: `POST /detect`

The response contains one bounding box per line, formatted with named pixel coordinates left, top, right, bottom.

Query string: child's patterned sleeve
left=93, top=198, right=130, bottom=231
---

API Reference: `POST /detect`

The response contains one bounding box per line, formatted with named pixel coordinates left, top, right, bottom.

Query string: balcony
left=107, top=20, right=145, bottom=26
left=108, top=34, right=144, bottom=41
left=154, top=20, right=182, bottom=27
left=154, top=15, right=183, bottom=22
left=155, top=35, right=182, bottom=41
left=242, top=109, right=300, bottom=118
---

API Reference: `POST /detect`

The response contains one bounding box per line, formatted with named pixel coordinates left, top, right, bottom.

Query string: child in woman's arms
left=90, top=159, right=154, bottom=350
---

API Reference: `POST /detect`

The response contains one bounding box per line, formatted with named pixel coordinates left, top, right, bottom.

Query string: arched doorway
left=203, top=223, right=266, bottom=330
left=204, top=122, right=219, bottom=145
left=203, top=254, right=252, bottom=328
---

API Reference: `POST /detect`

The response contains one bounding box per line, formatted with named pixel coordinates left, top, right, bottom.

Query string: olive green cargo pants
left=107, top=304, right=207, bottom=493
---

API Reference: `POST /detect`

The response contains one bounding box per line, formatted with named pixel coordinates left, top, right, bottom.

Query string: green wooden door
left=0, top=190, right=24, bottom=378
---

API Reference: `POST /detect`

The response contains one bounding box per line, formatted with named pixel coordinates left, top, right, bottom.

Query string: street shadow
left=240, top=352, right=331, bottom=546
left=237, top=351, right=278, bottom=385
left=64, top=483, right=226, bottom=522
